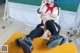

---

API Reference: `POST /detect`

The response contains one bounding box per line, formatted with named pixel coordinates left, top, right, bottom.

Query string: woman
left=37, top=0, right=60, bottom=38
left=15, top=0, right=66, bottom=53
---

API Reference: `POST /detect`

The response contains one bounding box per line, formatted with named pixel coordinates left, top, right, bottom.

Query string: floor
left=0, top=4, right=80, bottom=53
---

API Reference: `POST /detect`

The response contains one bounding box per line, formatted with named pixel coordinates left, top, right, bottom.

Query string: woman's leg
left=26, top=21, right=44, bottom=40
left=26, top=24, right=44, bottom=40
left=15, top=22, right=44, bottom=53
left=45, top=20, right=60, bottom=36
left=45, top=20, right=66, bottom=48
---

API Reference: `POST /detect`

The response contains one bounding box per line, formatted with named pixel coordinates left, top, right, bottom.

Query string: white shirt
left=37, top=4, right=60, bottom=24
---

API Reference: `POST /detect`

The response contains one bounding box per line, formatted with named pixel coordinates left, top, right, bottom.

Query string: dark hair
left=54, top=0, right=59, bottom=16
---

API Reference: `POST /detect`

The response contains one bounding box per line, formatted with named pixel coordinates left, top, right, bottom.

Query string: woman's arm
left=38, top=0, right=47, bottom=13
left=49, top=13, right=57, bottom=18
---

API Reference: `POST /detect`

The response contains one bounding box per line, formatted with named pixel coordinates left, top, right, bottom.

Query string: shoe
left=15, top=38, right=22, bottom=47
left=59, top=36, right=66, bottom=45
left=46, top=35, right=66, bottom=48
left=15, top=37, right=33, bottom=53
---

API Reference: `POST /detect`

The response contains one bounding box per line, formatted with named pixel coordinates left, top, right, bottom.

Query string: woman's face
left=46, top=0, right=54, bottom=4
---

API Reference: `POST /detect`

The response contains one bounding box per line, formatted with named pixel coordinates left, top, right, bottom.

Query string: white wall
left=7, top=2, right=77, bottom=29
left=74, top=4, right=80, bottom=35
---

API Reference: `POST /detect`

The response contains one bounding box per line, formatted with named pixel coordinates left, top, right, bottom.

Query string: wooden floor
left=0, top=4, right=80, bottom=53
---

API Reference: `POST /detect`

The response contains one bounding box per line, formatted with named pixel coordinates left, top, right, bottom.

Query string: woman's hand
left=48, top=13, right=57, bottom=19
left=39, top=0, right=47, bottom=13
left=41, top=0, right=47, bottom=6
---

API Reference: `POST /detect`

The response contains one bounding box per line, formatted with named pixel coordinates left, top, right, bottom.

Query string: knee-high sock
left=26, top=24, right=44, bottom=40
left=45, top=20, right=59, bottom=36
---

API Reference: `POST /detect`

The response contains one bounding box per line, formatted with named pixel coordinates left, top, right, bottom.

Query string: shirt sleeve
left=52, top=7, right=58, bottom=16
left=54, top=7, right=61, bottom=24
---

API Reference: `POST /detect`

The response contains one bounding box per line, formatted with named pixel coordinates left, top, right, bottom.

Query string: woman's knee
left=45, top=20, right=54, bottom=26
left=45, top=20, right=54, bottom=29
left=45, top=20, right=59, bottom=35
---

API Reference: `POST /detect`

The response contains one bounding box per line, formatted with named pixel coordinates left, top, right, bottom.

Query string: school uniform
left=26, top=3, right=61, bottom=40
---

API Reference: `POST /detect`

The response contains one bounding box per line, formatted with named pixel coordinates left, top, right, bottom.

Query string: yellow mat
left=4, top=32, right=77, bottom=53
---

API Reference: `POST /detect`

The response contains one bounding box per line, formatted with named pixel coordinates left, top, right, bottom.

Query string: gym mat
left=4, top=32, right=77, bottom=53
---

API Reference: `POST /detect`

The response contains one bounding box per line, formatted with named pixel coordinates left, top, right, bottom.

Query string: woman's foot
left=15, top=37, right=33, bottom=53
left=59, top=36, right=66, bottom=45
left=46, top=34, right=66, bottom=48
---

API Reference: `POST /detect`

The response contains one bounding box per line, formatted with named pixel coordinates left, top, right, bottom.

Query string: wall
left=8, top=0, right=80, bottom=12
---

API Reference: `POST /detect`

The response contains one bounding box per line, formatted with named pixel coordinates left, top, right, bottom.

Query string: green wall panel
left=8, top=0, right=80, bottom=12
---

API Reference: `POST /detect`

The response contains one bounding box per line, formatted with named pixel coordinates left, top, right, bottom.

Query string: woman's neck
left=50, top=3, right=54, bottom=7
